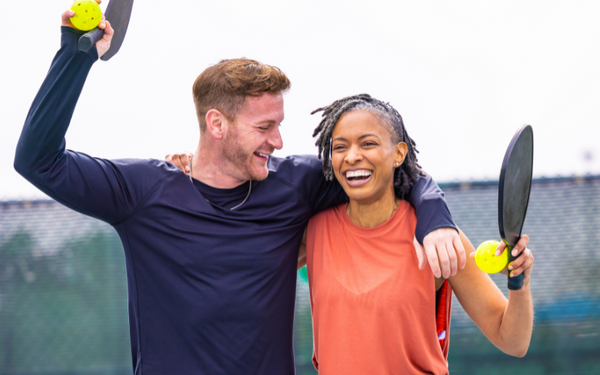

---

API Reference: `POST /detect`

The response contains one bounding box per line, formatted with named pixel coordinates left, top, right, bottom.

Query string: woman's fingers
left=508, top=248, right=534, bottom=278
left=510, top=235, right=530, bottom=257
left=166, top=153, right=193, bottom=175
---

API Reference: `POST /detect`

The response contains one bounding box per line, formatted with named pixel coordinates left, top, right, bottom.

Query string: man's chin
left=250, top=169, right=269, bottom=181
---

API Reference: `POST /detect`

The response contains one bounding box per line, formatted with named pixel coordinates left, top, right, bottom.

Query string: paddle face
left=77, top=0, right=134, bottom=61
left=101, top=0, right=134, bottom=60
left=498, top=125, right=533, bottom=290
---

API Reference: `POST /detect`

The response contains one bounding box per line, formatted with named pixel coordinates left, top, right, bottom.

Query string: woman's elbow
left=500, top=342, right=530, bottom=358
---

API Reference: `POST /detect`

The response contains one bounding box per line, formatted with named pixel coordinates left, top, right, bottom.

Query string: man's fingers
left=422, top=227, right=467, bottom=278
left=101, top=20, right=114, bottom=37
left=61, top=10, right=76, bottom=27
left=423, top=241, right=441, bottom=278
left=446, top=240, right=458, bottom=276
left=453, top=235, right=467, bottom=269
left=413, top=237, right=427, bottom=270
left=438, top=243, right=452, bottom=279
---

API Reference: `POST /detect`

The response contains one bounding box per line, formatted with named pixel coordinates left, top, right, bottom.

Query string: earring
left=395, top=162, right=400, bottom=166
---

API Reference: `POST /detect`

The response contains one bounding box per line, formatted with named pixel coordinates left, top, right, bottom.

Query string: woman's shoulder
left=308, top=203, right=346, bottom=226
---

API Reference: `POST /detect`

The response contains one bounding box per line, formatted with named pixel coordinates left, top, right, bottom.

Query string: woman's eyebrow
left=358, top=134, right=381, bottom=140
left=333, top=134, right=381, bottom=142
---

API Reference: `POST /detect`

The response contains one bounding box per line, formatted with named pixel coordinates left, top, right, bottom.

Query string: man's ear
left=205, top=109, right=226, bottom=140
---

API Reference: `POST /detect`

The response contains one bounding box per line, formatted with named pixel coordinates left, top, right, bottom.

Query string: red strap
left=435, top=280, right=452, bottom=356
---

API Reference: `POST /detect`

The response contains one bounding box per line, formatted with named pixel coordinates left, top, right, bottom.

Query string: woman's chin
left=342, top=187, right=375, bottom=204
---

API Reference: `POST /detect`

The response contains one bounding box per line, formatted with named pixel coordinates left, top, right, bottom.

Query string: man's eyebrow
left=254, top=120, right=277, bottom=126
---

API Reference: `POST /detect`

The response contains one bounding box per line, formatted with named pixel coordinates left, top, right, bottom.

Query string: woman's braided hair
left=311, top=94, right=424, bottom=200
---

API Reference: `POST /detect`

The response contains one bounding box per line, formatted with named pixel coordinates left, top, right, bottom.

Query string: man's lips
left=253, top=151, right=270, bottom=161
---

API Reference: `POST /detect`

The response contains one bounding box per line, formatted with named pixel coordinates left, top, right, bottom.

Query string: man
left=14, top=7, right=465, bottom=375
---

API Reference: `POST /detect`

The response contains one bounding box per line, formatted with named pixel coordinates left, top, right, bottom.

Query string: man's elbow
left=14, top=150, right=31, bottom=178
left=14, top=152, right=28, bottom=177
left=14, top=146, right=39, bottom=180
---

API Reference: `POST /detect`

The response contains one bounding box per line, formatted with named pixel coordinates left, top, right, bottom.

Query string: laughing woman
left=298, top=94, right=534, bottom=374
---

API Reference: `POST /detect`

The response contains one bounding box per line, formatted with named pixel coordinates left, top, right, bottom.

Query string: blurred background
left=1, top=0, right=599, bottom=374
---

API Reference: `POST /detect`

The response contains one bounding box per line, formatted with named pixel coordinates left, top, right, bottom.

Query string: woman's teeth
left=346, top=170, right=372, bottom=180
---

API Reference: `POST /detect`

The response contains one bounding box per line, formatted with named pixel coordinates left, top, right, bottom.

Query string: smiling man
left=14, top=7, right=464, bottom=375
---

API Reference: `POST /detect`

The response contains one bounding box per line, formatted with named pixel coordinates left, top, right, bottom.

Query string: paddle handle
left=507, top=245, right=524, bottom=290
left=78, top=27, right=104, bottom=52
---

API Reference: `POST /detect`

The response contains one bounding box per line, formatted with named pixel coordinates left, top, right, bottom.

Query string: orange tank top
left=306, top=202, right=452, bottom=374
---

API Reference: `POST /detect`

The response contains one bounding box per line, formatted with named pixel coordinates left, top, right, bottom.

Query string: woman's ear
left=394, top=142, right=408, bottom=167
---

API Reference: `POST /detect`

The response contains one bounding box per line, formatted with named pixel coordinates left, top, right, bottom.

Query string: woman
left=297, top=94, right=534, bottom=374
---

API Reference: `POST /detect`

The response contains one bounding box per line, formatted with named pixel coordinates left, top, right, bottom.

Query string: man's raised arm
left=14, top=10, right=162, bottom=224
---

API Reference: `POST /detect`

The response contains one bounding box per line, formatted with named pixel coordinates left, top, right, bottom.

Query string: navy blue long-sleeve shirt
left=14, top=27, right=456, bottom=375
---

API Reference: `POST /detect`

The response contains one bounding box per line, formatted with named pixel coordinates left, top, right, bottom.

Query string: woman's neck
left=346, top=192, right=401, bottom=228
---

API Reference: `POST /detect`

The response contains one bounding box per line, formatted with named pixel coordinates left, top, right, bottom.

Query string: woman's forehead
left=332, top=110, right=393, bottom=140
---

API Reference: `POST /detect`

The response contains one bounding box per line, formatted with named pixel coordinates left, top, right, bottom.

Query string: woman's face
left=331, top=110, right=407, bottom=205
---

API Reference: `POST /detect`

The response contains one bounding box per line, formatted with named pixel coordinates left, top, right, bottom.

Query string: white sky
left=2, top=0, right=599, bottom=200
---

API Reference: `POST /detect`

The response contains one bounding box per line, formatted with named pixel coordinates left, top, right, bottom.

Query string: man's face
left=222, top=92, right=284, bottom=181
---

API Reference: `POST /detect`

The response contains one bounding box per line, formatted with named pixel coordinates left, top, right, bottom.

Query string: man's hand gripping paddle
left=77, top=0, right=134, bottom=60
left=474, top=125, right=534, bottom=291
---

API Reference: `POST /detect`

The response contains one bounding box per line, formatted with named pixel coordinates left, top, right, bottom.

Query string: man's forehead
left=240, top=92, right=285, bottom=119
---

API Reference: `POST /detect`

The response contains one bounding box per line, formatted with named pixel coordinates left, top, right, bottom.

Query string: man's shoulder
left=108, top=157, right=180, bottom=172
left=267, top=154, right=323, bottom=180
left=100, top=156, right=185, bottom=187
left=266, top=155, right=325, bottom=192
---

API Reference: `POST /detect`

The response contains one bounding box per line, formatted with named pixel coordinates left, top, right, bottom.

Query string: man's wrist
left=61, top=26, right=98, bottom=62
left=414, top=195, right=457, bottom=244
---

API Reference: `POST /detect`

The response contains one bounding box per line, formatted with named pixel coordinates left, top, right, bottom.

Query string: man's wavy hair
left=311, top=94, right=424, bottom=200
left=193, top=58, right=291, bottom=132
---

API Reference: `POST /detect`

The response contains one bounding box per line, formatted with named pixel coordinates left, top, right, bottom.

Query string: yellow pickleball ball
left=70, top=0, right=102, bottom=31
left=474, top=240, right=509, bottom=274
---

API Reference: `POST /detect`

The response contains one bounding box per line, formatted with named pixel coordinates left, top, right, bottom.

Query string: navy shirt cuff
left=414, top=194, right=457, bottom=244
left=61, top=26, right=98, bottom=62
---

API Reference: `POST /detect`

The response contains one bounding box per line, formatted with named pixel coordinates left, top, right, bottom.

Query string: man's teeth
left=346, top=170, right=372, bottom=178
left=256, top=152, right=269, bottom=158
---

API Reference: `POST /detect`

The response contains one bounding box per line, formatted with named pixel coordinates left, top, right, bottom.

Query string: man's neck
left=191, top=145, right=247, bottom=189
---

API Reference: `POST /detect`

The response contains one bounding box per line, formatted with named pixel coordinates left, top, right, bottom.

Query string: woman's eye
left=363, top=141, right=377, bottom=147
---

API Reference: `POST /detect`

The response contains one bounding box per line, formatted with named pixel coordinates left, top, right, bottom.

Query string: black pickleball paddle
left=498, top=125, right=534, bottom=290
left=78, top=0, right=134, bottom=61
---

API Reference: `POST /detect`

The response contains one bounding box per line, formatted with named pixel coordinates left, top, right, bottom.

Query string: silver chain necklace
left=189, top=156, right=252, bottom=210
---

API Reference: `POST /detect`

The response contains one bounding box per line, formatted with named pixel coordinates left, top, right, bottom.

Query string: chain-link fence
left=1, top=176, right=600, bottom=374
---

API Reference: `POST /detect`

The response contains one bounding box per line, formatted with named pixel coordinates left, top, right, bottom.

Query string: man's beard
left=222, top=126, right=268, bottom=181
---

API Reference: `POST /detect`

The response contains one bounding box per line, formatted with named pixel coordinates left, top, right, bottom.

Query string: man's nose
left=268, top=127, right=283, bottom=150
